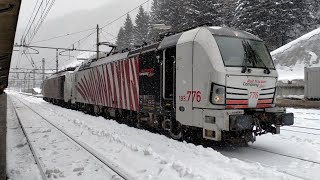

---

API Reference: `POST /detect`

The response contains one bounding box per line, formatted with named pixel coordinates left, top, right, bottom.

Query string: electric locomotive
left=43, top=26, right=294, bottom=143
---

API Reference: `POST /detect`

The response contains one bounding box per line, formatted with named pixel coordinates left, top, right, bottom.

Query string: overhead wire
left=29, top=0, right=56, bottom=44
left=21, top=0, right=40, bottom=42
left=101, top=0, right=150, bottom=29
left=30, top=28, right=96, bottom=44
left=19, top=0, right=151, bottom=70
left=23, top=0, right=45, bottom=44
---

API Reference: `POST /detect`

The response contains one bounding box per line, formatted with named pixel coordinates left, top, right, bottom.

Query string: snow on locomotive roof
left=77, top=26, right=262, bottom=71
left=46, top=70, right=73, bottom=80
left=77, top=52, right=129, bottom=71
left=158, top=26, right=262, bottom=50
left=158, top=33, right=183, bottom=50
left=208, top=26, right=262, bottom=41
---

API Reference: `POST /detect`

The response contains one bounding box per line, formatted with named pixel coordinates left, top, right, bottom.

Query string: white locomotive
left=43, top=26, right=294, bottom=144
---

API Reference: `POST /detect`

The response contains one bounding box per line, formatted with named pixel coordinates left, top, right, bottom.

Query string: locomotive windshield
left=214, top=36, right=275, bottom=69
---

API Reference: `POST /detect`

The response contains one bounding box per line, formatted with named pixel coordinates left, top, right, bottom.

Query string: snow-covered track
left=290, top=125, right=320, bottom=131
left=247, top=146, right=320, bottom=165
left=222, top=151, right=307, bottom=180
left=282, top=125, right=320, bottom=136
left=18, top=92, right=43, bottom=98
left=10, top=96, right=130, bottom=180
left=10, top=99, right=50, bottom=180
left=281, top=129, right=320, bottom=136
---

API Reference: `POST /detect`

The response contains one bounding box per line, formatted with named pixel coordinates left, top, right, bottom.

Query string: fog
left=12, top=0, right=151, bottom=72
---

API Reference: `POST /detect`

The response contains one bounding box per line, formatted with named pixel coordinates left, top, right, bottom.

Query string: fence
left=276, top=80, right=304, bottom=98
left=305, top=67, right=320, bottom=100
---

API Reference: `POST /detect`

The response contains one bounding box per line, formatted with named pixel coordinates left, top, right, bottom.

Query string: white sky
left=12, top=0, right=151, bottom=72
left=18, top=0, right=113, bottom=29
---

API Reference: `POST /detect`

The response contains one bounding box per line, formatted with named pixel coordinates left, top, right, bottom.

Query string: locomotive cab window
left=214, top=36, right=275, bottom=69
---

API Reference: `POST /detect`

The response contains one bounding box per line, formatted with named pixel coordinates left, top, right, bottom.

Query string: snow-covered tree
left=150, top=0, right=188, bottom=32
left=232, top=0, right=313, bottom=50
left=116, top=27, right=126, bottom=51
left=116, top=14, right=135, bottom=50
left=123, top=14, right=134, bottom=49
left=133, top=6, right=150, bottom=45
left=185, top=0, right=225, bottom=27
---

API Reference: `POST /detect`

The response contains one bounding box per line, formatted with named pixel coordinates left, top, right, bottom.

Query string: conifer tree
left=232, top=0, right=313, bottom=50
left=116, top=27, right=126, bottom=51
left=185, top=0, right=224, bottom=27
left=133, top=6, right=150, bottom=45
left=123, top=14, right=134, bottom=49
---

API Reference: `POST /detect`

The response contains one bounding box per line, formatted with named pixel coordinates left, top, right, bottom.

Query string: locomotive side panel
left=43, top=76, right=65, bottom=100
left=64, top=72, right=74, bottom=103
left=74, top=57, right=140, bottom=111
left=176, top=28, right=200, bottom=127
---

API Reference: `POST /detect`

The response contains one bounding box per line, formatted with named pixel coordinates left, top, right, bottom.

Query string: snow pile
left=272, top=27, right=320, bottom=80
left=10, top=93, right=293, bottom=180
left=33, top=88, right=42, bottom=94
left=6, top=97, right=42, bottom=180
left=271, top=27, right=320, bottom=56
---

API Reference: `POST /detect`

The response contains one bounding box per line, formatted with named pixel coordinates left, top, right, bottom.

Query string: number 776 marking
left=187, top=91, right=201, bottom=102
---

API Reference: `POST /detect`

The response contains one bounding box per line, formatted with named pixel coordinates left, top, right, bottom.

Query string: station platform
left=0, top=93, right=6, bottom=179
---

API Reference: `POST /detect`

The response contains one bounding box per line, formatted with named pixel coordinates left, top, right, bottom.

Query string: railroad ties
left=9, top=96, right=129, bottom=180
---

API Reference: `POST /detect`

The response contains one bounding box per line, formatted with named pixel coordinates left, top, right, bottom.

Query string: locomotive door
left=176, top=39, right=194, bottom=127
left=163, top=47, right=176, bottom=112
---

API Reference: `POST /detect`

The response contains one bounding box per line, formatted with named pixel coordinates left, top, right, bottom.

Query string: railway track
left=18, top=92, right=43, bottom=98
left=10, top=96, right=131, bottom=180
left=223, top=152, right=307, bottom=180
left=282, top=125, right=320, bottom=136
left=217, top=137, right=320, bottom=180
left=220, top=145, right=318, bottom=180
left=247, top=146, right=320, bottom=165
left=13, top=93, right=320, bottom=180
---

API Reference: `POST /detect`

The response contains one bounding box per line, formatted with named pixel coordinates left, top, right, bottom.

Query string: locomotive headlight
left=210, top=83, right=226, bottom=105
left=214, top=95, right=221, bottom=103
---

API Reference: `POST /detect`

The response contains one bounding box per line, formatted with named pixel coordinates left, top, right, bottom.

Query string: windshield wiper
left=241, top=41, right=250, bottom=73
left=245, top=42, right=271, bottom=74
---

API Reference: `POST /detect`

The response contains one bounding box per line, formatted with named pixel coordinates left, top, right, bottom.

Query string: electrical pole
left=56, top=49, right=58, bottom=72
left=96, top=24, right=100, bottom=60
left=28, top=72, right=30, bottom=92
left=42, top=58, right=45, bottom=81
left=33, top=69, right=35, bottom=89
left=24, top=75, right=26, bottom=92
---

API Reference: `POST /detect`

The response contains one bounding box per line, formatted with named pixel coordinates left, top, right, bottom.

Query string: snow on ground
left=277, top=95, right=304, bottom=100
left=275, top=63, right=305, bottom=81
left=271, top=27, right=320, bottom=81
left=7, top=93, right=295, bottom=180
left=220, top=108, right=320, bottom=179
left=33, top=88, right=41, bottom=94
left=6, top=97, right=42, bottom=180
left=10, top=97, right=123, bottom=180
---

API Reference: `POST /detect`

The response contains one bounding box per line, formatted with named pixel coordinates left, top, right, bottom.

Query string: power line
left=29, top=0, right=57, bottom=43
left=101, top=29, right=116, bottom=38
left=21, top=0, right=40, bottom=42
left=30, top=28, right=96, bottom=44
left=15, top=44, right=99, bottom=52
left=17, top=0, right=151, bottom=70
left=101, top=0, right=150, bottom=29
left=23, top=0, right=45, bottom=44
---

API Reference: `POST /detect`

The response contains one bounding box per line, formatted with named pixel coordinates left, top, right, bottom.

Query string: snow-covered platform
left=0, top=93, right=7, bottom=179
left=6, top=92, right=320, bottom=180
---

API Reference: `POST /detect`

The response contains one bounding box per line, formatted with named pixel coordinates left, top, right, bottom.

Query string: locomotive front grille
left=225, top=86, right=275, bottom=109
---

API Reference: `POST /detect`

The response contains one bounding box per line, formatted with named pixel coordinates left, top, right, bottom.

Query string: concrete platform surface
left=0, top=93, right=7, bottom=179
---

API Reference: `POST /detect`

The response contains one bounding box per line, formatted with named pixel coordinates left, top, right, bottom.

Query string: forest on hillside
left=116, top=0, right=320, bottom=51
